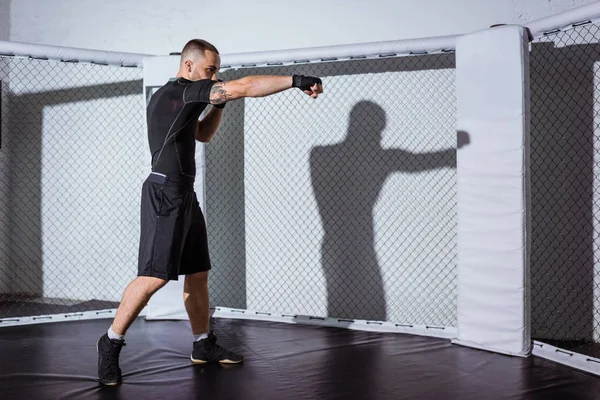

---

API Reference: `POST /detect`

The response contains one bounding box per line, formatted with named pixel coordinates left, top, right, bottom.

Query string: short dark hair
left=181, top=39, right=219, bottom=62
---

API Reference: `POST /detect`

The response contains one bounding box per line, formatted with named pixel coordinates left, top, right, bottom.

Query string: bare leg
left=111, top=276, right=167, bottom=335
left=185, top=270, right=243, bottom=364
left=184, top=271, right=210, bottom=334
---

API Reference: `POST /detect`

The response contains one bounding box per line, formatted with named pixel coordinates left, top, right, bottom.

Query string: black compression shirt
left=147, top=77, right=216, bottom=177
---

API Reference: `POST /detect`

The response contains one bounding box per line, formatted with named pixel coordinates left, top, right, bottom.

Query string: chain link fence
left=0, top=57, right=145, bottom=320
left=209, top=54, right=458, bottom=327
left=530, top=23, right=600, bottom=359
left=1, top=23, right=598, bottom=354
left=0, top=49, right=458, bottom=329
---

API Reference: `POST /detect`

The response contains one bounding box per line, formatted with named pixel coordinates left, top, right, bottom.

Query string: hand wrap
left=292, top=75, right=322, bottom=91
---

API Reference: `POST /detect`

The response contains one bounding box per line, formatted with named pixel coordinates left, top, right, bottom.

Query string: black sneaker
left=190, top=331, right=244, bottom=364
left=97, top=333, right=126, bottom=385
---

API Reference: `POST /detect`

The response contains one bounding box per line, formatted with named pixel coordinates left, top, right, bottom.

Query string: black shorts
left=137, top=173, right=211, bottom=280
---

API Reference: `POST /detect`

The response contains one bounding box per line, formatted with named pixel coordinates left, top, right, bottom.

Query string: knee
left=186, top=271, right=209, bottom=286
left=138, top=276, right=168, bottom=295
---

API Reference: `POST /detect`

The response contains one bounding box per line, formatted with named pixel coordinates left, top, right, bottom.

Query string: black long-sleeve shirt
left=147, top=77, right=216, bottom=177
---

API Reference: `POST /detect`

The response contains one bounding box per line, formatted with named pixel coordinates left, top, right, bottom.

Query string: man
left=97, top=39, right=324, bottom=386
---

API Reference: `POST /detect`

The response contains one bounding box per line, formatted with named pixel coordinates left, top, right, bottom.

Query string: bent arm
left=209, top=76, right=293, bottom=105
left=196, top=106, right=223, bottom=143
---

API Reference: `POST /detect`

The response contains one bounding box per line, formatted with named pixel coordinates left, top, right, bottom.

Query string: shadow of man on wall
left=310, top=100, right=458, bottom=322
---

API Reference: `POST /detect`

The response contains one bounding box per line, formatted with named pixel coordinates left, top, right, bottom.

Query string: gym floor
left=2, top=317, right=600, bottom=399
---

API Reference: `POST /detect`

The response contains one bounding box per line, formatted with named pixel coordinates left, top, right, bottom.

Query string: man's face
left=188, top=50, right=221, bottom=81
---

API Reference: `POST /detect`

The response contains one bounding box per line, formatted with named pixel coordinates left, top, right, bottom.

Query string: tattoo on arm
left=210, top=82, right=233, bottom=105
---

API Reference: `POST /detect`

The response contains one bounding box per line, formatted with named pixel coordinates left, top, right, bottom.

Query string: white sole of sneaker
left=190, top=356, right=208, bottom=364
left=190, top=355, right=243, bottom=365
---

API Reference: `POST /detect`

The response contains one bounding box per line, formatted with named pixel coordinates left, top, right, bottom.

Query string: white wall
left=212, top=54, right=457, bottom=326
left=243, top=68, right=456, bottom=325
left=4, top=0, right=598, bottom=55
left=2, top=58, right=145, bottom=301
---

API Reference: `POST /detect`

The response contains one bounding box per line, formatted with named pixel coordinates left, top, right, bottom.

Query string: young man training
left=97, top=39, right=324, bottom=386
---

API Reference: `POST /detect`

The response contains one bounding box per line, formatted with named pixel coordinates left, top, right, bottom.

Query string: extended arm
left=196, top=75, right=323, bottom=142
left=209, top=74, right=323, bottom=105
left=385, top=132, right=468, bottom=172
left=389, top=149, right=456, bottom=173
